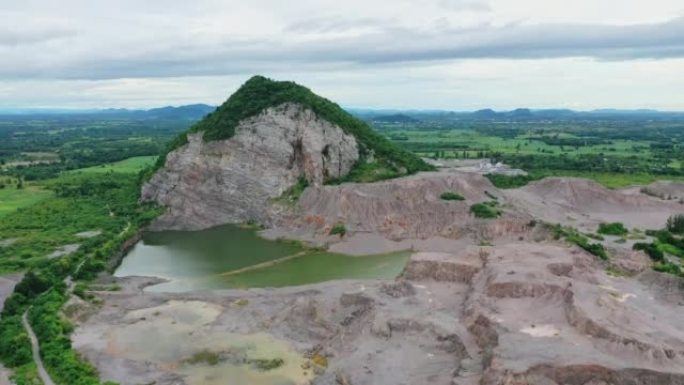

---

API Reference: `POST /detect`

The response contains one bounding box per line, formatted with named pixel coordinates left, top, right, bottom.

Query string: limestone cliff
left=142, top=76, right=431, bottom=230
left=143, top=103, right=359, bottom=230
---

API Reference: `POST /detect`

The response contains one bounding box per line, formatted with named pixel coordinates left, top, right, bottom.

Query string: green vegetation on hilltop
left=155, top=76, right=433, bottom=183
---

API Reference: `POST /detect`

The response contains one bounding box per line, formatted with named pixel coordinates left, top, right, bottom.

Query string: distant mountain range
left=2, top=104, right=684, bottom=122
left=351, top=107, right=684, bottom=122
left=0, top=104, right=216, bottom=120
left=369, top=113, right=419, bottom=123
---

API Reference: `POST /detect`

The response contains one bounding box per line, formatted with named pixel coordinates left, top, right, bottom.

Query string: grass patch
left=248, top=358, right=285, bottom=371
left=585, top=233, right=605, bottom=241
left=274, top=177, right=309, bottom=205
left=597, top=222, right=628, bottom=236
left=653, top=261, right=683, bottom=277
left=184, top=350, right=221, bottom=366
left=311, top=353, right=328, bottom=368
left=606, top=266, right=627, bottom=277
left=470, top=202, right=501, bottom=219
left=440, top=192, right=465, bottom=201
left=329, top=223, right=347, bottom=237
left=0, top=184, right=53, bottom=218
left=552, top=225, right=609, bottom=260
left=68, top=155, right=158, bottom=174
left=532, top=171, right=684, bottom=189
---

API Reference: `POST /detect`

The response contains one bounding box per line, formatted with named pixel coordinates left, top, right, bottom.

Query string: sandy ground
left=327, top=233, right=472, bottom=255
left=47, top=244, right=80, bottom=259
left=0, top=365, right=10, bottom=385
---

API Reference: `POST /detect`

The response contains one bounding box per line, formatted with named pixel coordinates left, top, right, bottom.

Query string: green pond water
left=114, top=225, right=411, bottom=292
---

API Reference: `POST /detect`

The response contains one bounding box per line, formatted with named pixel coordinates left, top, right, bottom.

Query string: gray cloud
left=0, top=25, right=76, bottom=46
left=1, top=13, right=684, bottom=80
left=439, top=0, right=491, bottom=12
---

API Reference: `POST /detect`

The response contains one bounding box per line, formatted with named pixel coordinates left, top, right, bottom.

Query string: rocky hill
left=142, top=76, right=432, bottom=230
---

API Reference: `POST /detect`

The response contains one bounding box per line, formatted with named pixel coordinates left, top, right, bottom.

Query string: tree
left=666, top=214, right=684, bottom=235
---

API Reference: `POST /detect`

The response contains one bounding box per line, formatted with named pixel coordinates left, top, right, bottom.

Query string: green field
left=68, top=155, right=158, bottom=174
left=0, top=185, right=53, bottom=218
left=533, top=171, right=684, bottom=189
left=395, top=129, right=657, bottom=160
left=381, top=123, right=684, bottom=189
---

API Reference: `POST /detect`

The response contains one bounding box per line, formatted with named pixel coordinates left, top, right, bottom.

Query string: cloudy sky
left=2, top=0, right=684, bottom=110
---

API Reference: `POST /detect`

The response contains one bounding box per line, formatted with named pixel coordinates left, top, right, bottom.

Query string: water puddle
left=115, top=225, right=410, bottom=292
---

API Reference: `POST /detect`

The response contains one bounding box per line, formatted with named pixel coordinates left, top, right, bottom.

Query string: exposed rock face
left=459, top=242, right=684, bottom=385
left=142, top=103, right=359, bottom=230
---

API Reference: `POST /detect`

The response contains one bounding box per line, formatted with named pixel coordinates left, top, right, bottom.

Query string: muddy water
left=115, top=225, right=410, bottom=292
left=112, top=300, right=314, bottom=385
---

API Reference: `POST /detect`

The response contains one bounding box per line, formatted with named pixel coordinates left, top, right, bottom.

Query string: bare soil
left=72, top=172, right=684, bottom=385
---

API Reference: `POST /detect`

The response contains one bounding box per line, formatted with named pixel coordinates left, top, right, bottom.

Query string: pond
left=114, top=225, right=411, bottom=292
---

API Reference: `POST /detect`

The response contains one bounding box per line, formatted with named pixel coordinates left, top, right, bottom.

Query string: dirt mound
left=283, top=170, right=528, bottom=241
left=504, top=177, right=684, bottom=230
left=640, top=180, right=684, bottom=201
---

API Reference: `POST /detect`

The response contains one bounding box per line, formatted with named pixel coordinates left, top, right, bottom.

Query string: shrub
left=0, top=316, right=32, bottom=367
left=554, top=225, right=609, bottom=260
left=583, top=243, right=608, bottom=260
left=470, top=203, right=500, bottom=219
left=633, top=242, right=664, bottom=261
left=277, top=177, right=309, bottom=205
left=484, top=191, right=498, bottom=200
left=597, top=222, right=628, bottom=236
left=585, top=233, right=605, bottom=241
left=485, top=174, right=539, bottom=189
left=653, top=261, right=683, bottom=277
left=329, top=223, right=347, bottom=237
left=440, top=192, right=465, bottom=201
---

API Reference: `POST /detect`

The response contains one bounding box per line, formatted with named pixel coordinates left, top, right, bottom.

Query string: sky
left=1, top=0, right=684, bottom=110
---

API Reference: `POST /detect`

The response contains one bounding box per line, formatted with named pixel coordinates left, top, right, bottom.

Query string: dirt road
left=22, top=311, right=55, bottom=385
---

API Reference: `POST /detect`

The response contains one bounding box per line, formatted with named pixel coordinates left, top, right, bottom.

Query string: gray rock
left=143, top=103, right=359, bottom=230
left=370, top=315, right=391, bottom=339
